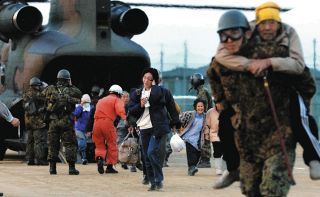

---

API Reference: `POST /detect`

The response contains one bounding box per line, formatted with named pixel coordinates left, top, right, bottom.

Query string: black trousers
left=290, top=93, right=320, bottom=165
left=212, top=141, right=223, bottom=158
left=186, top=142, right=201, bottom=167
left=218, top=108, right=240, bottom=172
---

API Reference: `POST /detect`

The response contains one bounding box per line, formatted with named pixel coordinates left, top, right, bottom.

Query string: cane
left=263, top=75, right=296, bottom=185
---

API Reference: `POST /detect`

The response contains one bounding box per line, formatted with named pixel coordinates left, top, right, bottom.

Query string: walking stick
left=263, top=75, right=296, bottom=185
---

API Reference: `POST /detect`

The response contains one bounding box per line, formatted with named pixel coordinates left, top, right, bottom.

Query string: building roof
left=162, top=65, right=209, bottom=78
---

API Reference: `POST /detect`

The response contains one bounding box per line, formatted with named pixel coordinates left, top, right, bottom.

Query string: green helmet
left=57, top=69, right=71, bottom=79
left=190, top=73, right=204, bottom=88
left=217, top=10, right=250, bottom=33
left=29, top=77, right=42, bottom=86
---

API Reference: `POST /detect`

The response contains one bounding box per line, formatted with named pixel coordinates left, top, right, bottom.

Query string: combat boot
left=309, top=160, right=320, bottom=180
left=68, top=162, right=80, bottom=175
left=49, top=162, right=57, bottom=175
left=27, top=159, right=36, bottom=166
left=37, top=159, right=49, bottom=166
left=105, top=164, right=118, bottom=173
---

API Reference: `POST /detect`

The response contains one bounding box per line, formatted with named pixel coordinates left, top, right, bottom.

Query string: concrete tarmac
left=0, top=146, right=319, bottom=197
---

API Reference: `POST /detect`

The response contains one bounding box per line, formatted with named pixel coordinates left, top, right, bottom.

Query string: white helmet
left=109, top=84, right=123, bottom=95
left=81, top=94, right=91, bottom=103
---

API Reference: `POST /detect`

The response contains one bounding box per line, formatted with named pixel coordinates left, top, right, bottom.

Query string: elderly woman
left=179, top=98, right=206, bottom=176
left=73, top=94, right=93, bottom=165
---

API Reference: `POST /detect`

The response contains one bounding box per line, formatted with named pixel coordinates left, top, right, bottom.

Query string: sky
left=32, top=0, right=320, bottom=71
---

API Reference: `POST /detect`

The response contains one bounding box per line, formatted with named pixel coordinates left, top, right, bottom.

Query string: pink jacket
left=204, top=108, right=220, bottom=142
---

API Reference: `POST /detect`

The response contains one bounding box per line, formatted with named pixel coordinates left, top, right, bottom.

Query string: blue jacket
left=73, top=104, right=93, bottom=132
left=128, top=85, right=181, bottom=137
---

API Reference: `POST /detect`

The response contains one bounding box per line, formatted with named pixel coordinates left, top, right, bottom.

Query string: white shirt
left=136, top=88, right=152, bottom=129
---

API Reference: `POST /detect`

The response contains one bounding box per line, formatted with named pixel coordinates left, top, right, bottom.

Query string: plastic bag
left=170, top=133, right=185, bottom=152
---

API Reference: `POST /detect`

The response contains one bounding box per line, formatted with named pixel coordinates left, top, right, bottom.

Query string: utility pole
left=313, top=38, right=317, bottom=79
left=184, top=41, right=188, bottom=68
left=160, top=44, right=164, bottom=74
left=183, top=41, right=188, bottom=95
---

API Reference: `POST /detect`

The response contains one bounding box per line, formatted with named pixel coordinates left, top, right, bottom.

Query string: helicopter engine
left=0, top=2, right=43, bottom=42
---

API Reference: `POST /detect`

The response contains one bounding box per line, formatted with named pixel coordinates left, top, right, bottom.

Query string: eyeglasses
left=219, top=28, right=244, bottom=43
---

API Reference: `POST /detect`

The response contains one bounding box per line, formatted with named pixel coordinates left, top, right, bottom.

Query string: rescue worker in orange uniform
left=93, top=84, right=126, bottom=174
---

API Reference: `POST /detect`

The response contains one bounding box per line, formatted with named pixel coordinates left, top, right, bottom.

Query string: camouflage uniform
left=23, top=87, right=47, bottom=164
left=43, top=81, right=81, bottom=163
left=196, top=85, right=213, bottom=110
left=207, top=57, right=241, bottom=172
left=196, top=85, right=213, bottom=165
left=235, top=41, right=297, bottom=196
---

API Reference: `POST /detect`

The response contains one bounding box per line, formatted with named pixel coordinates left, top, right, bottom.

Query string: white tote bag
left=170, top=133, right=185, bottom=152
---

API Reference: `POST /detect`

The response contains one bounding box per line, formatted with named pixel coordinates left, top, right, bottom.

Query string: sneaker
left=121, top=164, right=128, bottom=170
left=136, top=163, right=143, bottom=171
left=155, top=182, right=163, bottom=191
left=188, top=166, right=198, bottom=176
left=309, top=160, right=320, bottom=180
left=197, top=160, right=211, bottom=168
left=97, top=157, right=104, bottom=174
left=163, top=161, right=169, bottom=167
left=130, top=166, right=137, bottom=172
left=148, top=184, right=156, bottom=191
left=213, top=169, right=240, bottom=189
left=82, top=159, right=88, bottom=165
left=216, top=169, right=223, bottom=175
left=142, top=175, right=149, bottom=185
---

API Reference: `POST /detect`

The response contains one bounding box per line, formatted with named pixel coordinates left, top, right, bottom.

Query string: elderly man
left=208, top=5, right=309, bottom=195
left=215, top=1, right=320, bottom=183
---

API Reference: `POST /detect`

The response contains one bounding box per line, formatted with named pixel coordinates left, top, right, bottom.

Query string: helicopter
left=0, top=0, right=150, bottom=160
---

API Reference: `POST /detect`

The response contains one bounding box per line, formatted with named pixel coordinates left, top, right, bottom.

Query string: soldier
left=210, top=8, right=300, bottom=196
left=23, top=77, right=48, bottom=165
left=190, top=73, right=213, bottom=168
left=43, top=69, right=82, bottom=175
left=215, top=0, right=320, bottom=184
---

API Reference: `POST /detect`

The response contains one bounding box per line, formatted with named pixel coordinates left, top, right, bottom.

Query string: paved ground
left=0, top=146, right=319, bottom=197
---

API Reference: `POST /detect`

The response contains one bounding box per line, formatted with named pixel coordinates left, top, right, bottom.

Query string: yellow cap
left=256, top=1, right=281, bottom=24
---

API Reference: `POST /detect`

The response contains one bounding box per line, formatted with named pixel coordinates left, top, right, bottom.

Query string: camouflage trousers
left=47, top=117, right=77, bottom=162
left=239, top=149, right=296, bottom=197
left=26, top=128, right=48, bottom=161
left=200, top=139, right=212, bottom=162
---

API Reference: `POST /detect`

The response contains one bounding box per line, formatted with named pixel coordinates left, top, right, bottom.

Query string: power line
left=127, top=2, right=291, bottom=11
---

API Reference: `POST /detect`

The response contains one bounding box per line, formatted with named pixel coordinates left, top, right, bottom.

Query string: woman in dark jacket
left=128, top=67, right=180, bottom=191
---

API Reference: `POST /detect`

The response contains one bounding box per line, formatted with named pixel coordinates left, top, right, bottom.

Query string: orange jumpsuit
left=92, top=94, right=126, bottom=164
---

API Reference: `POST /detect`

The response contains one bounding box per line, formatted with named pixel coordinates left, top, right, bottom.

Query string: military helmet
left=57, top=69, right=71, bottom=79
left=109, top=84, right=123, bottom=95
left=91, top=85, right=100, bottom=94
left=29, top=77, right=42, bottom=86
left=190, top=73, right=205, bottom=88
left=217, top=10, right=250, bottom=33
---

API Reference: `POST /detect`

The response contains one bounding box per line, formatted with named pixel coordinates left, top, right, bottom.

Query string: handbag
left=118, top=133, right=139, bottom=164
